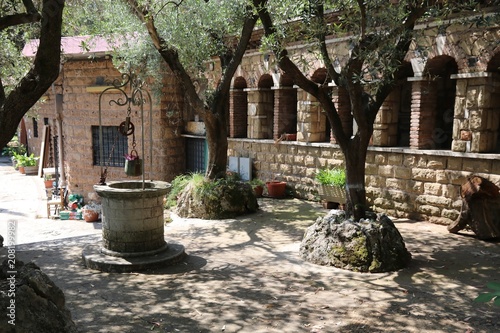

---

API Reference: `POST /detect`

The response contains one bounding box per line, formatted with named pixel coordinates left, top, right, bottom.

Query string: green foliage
left=65, top=0, right=253, bottom=96
left=2, top=140, right=26, bottom=157
left=315, top=167, right=346, bottom=187
left=166, top=171, right=253, bottom=217
left=14, top=153, right=38, bottom=167
left=194, top=175, right=252, bottom=218
left=249, top=178, right=264, bottom=187
left=165, top=173, right=205, bottom=208
left=0, top=28, right=33, bottom=93
left=475, top=282, right=500, bottom=307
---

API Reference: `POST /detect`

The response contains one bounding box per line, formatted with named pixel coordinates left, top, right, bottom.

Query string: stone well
left=82, top=180, right=185, bottom=272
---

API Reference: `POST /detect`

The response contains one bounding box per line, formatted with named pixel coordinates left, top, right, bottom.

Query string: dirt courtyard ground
left=8, top=197, right=500, bottom=333
left=0, top=156, right=498, bottom=333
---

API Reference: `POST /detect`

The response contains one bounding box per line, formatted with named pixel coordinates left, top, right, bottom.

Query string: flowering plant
left=124, top=153, right=139, bottom=161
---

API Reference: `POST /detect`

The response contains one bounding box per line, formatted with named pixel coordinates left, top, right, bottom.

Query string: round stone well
left=82, top=180, right=185, bottom=272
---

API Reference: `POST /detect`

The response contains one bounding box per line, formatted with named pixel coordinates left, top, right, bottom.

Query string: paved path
left=0, top=156, right=101, bottom=245
left=0, top=155, right=499, bottom=332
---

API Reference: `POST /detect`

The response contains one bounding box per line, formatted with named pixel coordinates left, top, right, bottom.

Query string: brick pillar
left=373, top=90, right=400, bottom=146
left=410, top=79, right=437, bottom=149
left=297, top=88, right=327, bottom=142
left=273, top=87, right=297, bottom=139
left=229, top=88, right=247, bottom=138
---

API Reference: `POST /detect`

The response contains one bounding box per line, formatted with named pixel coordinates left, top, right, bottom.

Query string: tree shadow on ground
left=8, top=200, right=500, bottom=333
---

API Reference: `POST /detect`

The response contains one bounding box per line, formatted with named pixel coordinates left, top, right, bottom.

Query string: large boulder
left=0, top=259, right=77, bottom=333
left=300, top=210, right=411, bottom=273
left=175, top=180, right=258, bottom=219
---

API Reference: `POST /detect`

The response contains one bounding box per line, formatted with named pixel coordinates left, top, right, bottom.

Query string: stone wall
left=24, top=58, right=185, bottom=201
left=228, top=139, right=500, bottom=224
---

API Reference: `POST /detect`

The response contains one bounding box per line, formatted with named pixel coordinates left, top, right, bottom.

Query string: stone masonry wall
left=229, top=139, right=500, bottom=225
left=29, top=58, right=185, bottom=201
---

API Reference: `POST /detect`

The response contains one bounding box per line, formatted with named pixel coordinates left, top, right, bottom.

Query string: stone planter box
left=186, top=121, right=206, bottom=135
left=318, top=184, right=346, bottom=204
left=23, top=166, right=38, bottom=175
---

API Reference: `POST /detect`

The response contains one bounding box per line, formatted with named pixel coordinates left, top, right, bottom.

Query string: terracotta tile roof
left=22, top=35, right=116, bottom=58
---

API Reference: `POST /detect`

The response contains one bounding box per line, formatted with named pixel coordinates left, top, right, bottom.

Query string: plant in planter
left=315, top=167, right=346, bottom=205
left=43, top=174, right=54, bottom=188
left=2, top=141, right=26, bottom=169
left=82, top=202, right=101, bottom=222
left=265, top=174, right=287, bottom=198
left=15, top=153, right=39, bottom=175
left=249, top=178, right=265, bottom=197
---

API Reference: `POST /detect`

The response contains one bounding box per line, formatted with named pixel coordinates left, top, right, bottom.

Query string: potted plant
left=43, top=174, right=54, bottom=188
left=16, top=153, right=39, bottom=175
left=82, top=202, right=101, bottom=222
left=249, top=178, right=265, bottom=197
left=315, top=167, right=347, bottom=205
left=2, top=141, right=26, bottom=168
left=265, top=174, right=287, bottom=198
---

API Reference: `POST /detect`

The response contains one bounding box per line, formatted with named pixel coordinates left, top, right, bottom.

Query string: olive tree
left=89, top=0, right=266, bottom=180
left=258, top=0, right=493, bottom=219
left=0, top=0, right=64, bottom=149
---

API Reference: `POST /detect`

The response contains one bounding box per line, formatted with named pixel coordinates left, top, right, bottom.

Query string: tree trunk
left=0, top=0, right=64, bottom=149
left=448, top=176, right=500, bottom=240
left=204, top=106, right=228, bottom=180
left=343, top=138, right=369, bottom=220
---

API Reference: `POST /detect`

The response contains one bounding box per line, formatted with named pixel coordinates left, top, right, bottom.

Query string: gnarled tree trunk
left=448, top=176, right=500, bottom=240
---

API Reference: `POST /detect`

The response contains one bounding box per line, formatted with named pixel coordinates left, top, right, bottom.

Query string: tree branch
left=126, top=0, right=205, bottom=113
left=0, top=78, right=4, bottom=107
left=216, top=0, right=264, bottom=101
left=0, top=13, right=41, bottom=31
left=313, top=3, right=340, bottom=86
left=356, top=0, right=366, bottom=38
left=258, top=2, right=349, bottom=147
left=0, top=0, right=64, bottom=149
left=0, top=0, right=40, bottom=31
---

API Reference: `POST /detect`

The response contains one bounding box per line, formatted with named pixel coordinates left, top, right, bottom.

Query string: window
left=92, top=126, right=128, bottom=167
left=32, top=118, right=38, bottom=138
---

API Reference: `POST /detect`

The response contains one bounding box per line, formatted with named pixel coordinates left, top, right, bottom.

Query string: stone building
left=21, top=11, right=500, bottom=225
left=21, top=36, right=185, bottom=199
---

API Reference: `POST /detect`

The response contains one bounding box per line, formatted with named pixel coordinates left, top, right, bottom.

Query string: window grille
left=33, top=118, right=38, bottom=138
left=92, top=126, right=128, bottom=167
left=186, top=138, right=206, bottom=173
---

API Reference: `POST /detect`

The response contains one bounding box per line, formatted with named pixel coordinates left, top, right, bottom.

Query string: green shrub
left=249, top=178, right=264, bottom=187
left=165, top=173, right=205, bottom=208
left=14, top=153, right=38, bottom=167
left=315, top=167, right=346, bottom=187
left=2, top=141, right=26, bottom=157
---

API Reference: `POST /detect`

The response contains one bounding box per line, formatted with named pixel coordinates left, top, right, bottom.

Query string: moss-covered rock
left=175, top=180, right=258, bottom=219
left=299, top=210, right=411, bottom=273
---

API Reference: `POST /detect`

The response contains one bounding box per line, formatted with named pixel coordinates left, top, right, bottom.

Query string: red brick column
left=410, top=79, right=437, bottom=149
left=273, top=87, right=297, bottom=139
left=229, top=89, right=248, bottom=138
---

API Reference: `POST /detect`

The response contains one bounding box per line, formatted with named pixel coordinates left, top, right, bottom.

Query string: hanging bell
left=124, top=149, right=142, bottom=176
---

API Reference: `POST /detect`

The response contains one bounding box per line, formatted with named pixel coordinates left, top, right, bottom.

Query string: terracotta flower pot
left=83, top=210, right=99, bottom=222
left=266, top=181, right=286, bottom=198
left=253, top=185, right=264, bottom=198
left=44, top=180, right=54, bottom=188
